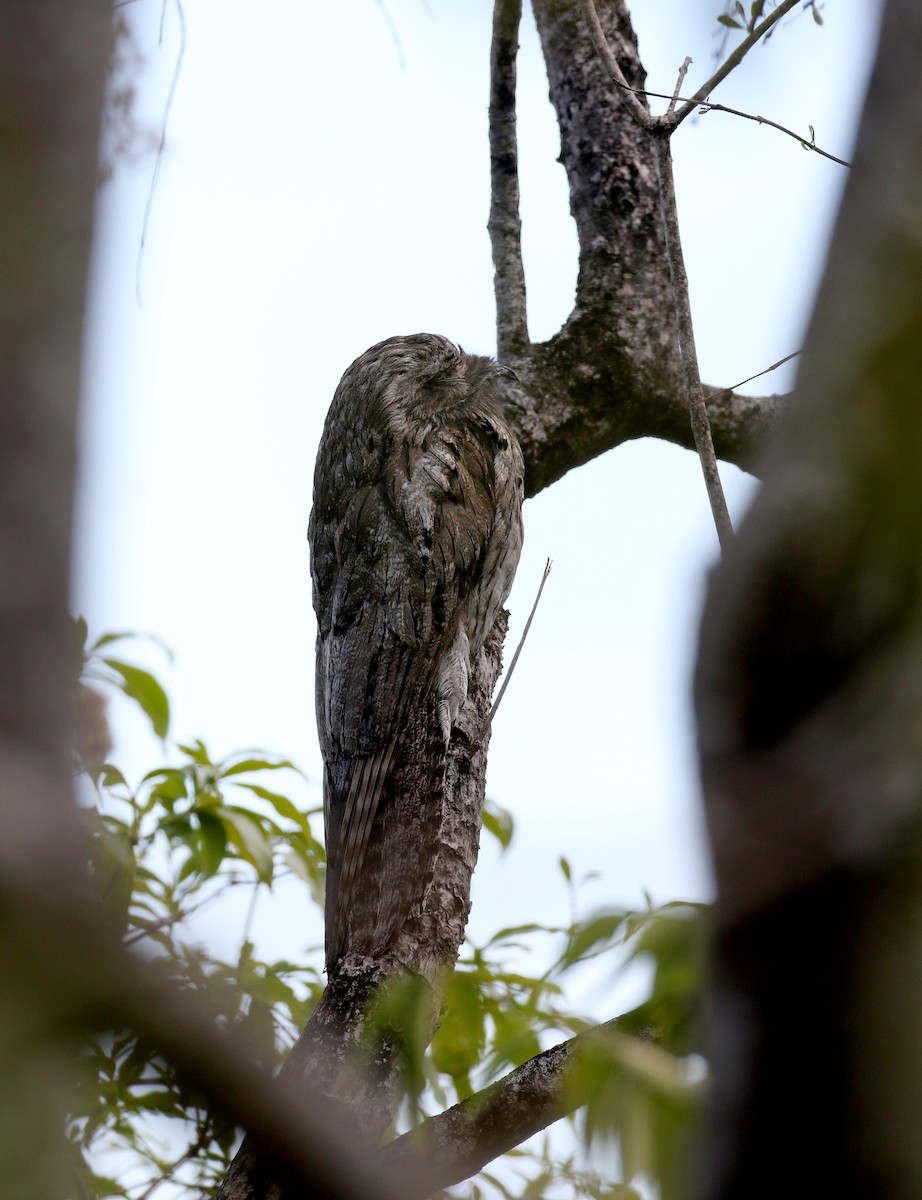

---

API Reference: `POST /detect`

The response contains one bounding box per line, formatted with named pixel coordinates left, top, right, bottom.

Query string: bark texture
left=217, top=618, right=510, bottom=1200
left=694, top=1, right=922, bottom=1195
left=490, top=0, right=782, bottom=499
left=218, top=3, right=790, bottom=1195
left=0, top=14, right=442, bottom=1200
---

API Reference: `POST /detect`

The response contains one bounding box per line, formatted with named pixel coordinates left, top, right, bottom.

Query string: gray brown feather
left=308, top=334, right=524, bottom=970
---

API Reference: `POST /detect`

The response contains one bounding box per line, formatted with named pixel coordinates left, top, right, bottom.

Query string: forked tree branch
left=672, top=0, right=801, bottom=126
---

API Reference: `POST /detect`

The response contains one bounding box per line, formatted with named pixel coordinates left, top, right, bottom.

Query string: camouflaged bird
left=309, top=334, right=524, bottom=971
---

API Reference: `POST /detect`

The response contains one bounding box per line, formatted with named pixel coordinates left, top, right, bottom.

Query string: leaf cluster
left=717, top=0, right=823, bottom=34
left=68, top=624, right=709, bottom=1200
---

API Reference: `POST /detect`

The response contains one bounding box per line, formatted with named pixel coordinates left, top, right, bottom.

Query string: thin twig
left=624, top=84, right=851, bottom=167
left=672, top=0, right=801, bottom=126
left=697, top=101, right=851, bottom=166
left=583, top=0, right=848, bottom=168
left=136, top=1126, right=213, bottom=1200
left=654, top=135, right=733, bottom=550
left=703, top=349, right=802, bottom=402
left=489, top=559, right=552, bottom=724
left=137, top=0, right=186, bottom=304
left=489, top=0, right=529, bottom=359
left=668, top=56, right=692, bottom=116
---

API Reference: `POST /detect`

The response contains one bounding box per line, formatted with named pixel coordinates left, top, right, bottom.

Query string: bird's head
left=341, top=334, right=512, bottom=421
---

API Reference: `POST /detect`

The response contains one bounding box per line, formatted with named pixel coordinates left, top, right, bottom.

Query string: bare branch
left=702, top=350, right=801, bottom=403
left=652, top=89, right=851, bottom=166
left=668, top=55, right=692, bottom=116
left=609, top=79, right=851, bottom=166
left=697, top=100, right=850, bottom=165
left=654, top=135, right=733, bottom=548
left=488, top=558, right=552, bottom=725
left=489, top=0, right=529, bottom=359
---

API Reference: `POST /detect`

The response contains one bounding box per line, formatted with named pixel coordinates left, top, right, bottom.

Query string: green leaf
left=101, top=658, right=170, bottom=739
left=220, top=756, right=297, bottom=778
left=559, top=855, right=572, bottom=884
left=431, top=970, right=485, bottom=1080
left=197, top=810, right=229, bottom=877
left=233, top=782, right=305, bottom=824
left=484, top=922, right=548, bottom=948
left=178, top=739, right=213, bottom=766
left=482, top=798, right=514, bottom=852
left=97, top=763, right=128, bottom=789
left=558, top=910, right=629, bottom=969
left=126, top=1090, right=186, bottom=1116
left=142, top=767, right=188, bottom=804
left=749, top=0, right=765, bottom=21
left=218, top=807, right=273, bottom=881
left=717, top=15, right=742, bottom=28
left=812, top=4, right=823, bottom=24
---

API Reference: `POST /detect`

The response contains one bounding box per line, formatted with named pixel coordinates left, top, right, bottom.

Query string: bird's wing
left=312, top=418, right=505, bottom=964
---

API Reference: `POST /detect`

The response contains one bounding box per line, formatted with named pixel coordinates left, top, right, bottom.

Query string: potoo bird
left=309, top=334, right=524, bottom=971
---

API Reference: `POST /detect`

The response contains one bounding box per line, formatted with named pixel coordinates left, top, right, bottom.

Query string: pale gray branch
left=489, top=0, right=529, bottom=360
left=653, top=134, right=733, bottom=548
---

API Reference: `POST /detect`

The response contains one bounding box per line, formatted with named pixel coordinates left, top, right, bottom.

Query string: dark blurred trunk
left=695, top=2, right=922, bottom=1195
left=0, top=3, right=112, bottom=1197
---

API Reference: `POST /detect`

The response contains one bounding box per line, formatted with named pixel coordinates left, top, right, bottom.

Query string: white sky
left=75, top=0, right=880, bottom=1004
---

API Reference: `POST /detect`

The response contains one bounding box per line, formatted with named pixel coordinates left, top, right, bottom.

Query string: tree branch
left=489, top=0, right=529, bottom=360
left=653, top=133, right=733, bottom=548
left=672, top=0, right=801, bottom=126
left=695, top=0, right=922, bottom=1191
left=379, top=1019, right=622, bottom=1196
left=577, top=0, right=734, bottom=545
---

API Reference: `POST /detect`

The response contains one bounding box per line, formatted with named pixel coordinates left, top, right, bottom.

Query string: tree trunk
left=695, top=2, right=922, bottom=1194
left=0, top=6, right=112, bottom=1196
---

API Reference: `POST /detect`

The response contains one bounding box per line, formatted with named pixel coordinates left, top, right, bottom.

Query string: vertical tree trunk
left=695, top=2, right=922, bottom=1194
left=0, top=4, right=112, bottom=1197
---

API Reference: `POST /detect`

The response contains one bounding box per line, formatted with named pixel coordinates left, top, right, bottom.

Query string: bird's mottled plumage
left=309, top=334, right=524, bottom=970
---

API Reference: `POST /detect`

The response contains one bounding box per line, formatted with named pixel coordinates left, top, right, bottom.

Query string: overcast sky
left=74, top=1, right=880, bottom=1003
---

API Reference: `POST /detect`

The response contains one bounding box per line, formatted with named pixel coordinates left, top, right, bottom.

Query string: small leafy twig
left=631, top=86, right=852, bottom=167
left=583, top=0, right=847, bottom=169
left=673, top=0, right=801, bottom=126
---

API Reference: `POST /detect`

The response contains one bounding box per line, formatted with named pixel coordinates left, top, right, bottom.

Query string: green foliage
left=69, top=623, right=326, bottom=1199
left=68, top=624, right=708, bottom=1200
left=716, top=0, right=823, bottom=37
